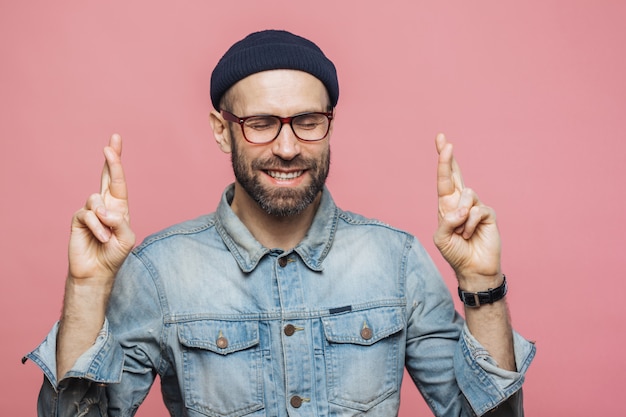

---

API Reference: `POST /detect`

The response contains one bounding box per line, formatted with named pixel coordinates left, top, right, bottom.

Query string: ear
left=209, top=110, right=232, bottom=154
left=327, top=108, right=336, bottom=140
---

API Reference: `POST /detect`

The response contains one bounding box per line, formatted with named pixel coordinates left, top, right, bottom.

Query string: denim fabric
left=27, top=184, right=535, bottom=417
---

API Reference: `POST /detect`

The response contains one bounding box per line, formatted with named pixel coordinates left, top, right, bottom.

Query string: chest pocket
left=322, top=306, right=405, bottom=412
left=177, top=320, right=264, bottom=417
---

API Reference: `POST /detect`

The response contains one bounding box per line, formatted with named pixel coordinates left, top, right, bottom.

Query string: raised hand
left=68, top=133, right=135, bottom=281
left=432, top=134, right=516, bottom=371
left=432, top=133, right=501, bottom=284
left=57, top=134, right=136, bottom=380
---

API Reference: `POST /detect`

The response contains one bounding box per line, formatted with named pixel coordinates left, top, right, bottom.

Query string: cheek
left=317, top=143, right=331, bottom=165
left=232, top=141, right=266, bottom=171
left=306, top=141, right=330, bottom=157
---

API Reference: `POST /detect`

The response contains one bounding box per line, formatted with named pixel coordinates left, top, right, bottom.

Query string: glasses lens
left=243, top=116, right=281, bottom=143
left=292, top=113, right=330, bottom=141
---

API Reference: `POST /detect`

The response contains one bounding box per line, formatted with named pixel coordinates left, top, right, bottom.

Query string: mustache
left=251, top=155, right=318, bottom=171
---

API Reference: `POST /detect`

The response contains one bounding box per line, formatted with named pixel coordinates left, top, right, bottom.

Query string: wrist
left=66, top=272, right=115, bottom=288
left=63, top=275, right=114, bottom=313
left=456, top=271, right=503, bottom=292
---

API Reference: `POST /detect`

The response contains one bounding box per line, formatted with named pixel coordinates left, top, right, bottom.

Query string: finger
left=100, top=134, right=129, bottom=201
left=76, top=194, right=134, bottom=243
left=436, top=134, right=455, bottom=197
left=436, top=133, right=465, bottom=198
left=108, top=132, right=123, bottom=155
left=95, top=204, right=136, bottom=247
left=100, top=157, right=111, bottom=196
left=451, top=188, right=480, bottom=235
left=74, top=208, right=112, bottom=243
left=99, top=134, right=120, bottom=195
left=438, top=206, right=470, bottom=235
left=84, top=192, right=105, bottom=211
left=461, top=205, right=495, bottom=239
left=81, top=194, right=110, bottom=242
left=457, top=187, right=480, bottom=211
left=435, top=132, right=449, bottom=155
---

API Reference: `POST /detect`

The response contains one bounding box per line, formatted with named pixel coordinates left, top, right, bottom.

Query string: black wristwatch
left=458, top=275, right=507, bottom=307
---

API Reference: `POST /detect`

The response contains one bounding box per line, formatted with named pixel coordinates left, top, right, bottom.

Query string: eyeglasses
left=221, top=109, right=334, bottom=144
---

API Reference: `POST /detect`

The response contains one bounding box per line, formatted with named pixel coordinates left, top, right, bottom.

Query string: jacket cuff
left=24, top=319, right=124, bottom=389
left=454, top=324, right=536, bottom=415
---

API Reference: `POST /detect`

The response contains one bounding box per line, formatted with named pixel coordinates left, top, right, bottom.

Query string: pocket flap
left=322, top=306, right=405, bottom=346
left=178, top=320, right=259, bottom=355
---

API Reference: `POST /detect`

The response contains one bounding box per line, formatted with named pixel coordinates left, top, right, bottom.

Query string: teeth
left=267, top=170, right=303, bottom=180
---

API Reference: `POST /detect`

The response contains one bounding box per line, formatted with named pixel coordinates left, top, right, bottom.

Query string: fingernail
left=99, top=229, right=110, bottom=242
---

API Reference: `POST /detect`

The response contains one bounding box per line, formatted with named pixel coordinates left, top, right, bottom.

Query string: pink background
left=1, top=1, right=625, bottom=415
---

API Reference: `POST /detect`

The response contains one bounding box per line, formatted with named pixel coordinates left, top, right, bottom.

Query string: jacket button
left=360, top=327, right=373, bottom=340
left=290, top=395, right=303, bottom=408
left=284, top=324, right=296, bottom=336
left=216, top=336, right=228, bottom=349
left=278, top=257, right=289, bottom=267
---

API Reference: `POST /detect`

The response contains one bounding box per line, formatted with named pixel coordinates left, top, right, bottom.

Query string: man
left=27, top=30, right=535, bottom=416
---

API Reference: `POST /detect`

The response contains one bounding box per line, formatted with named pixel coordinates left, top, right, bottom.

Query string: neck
left=230, top=183, right=321, bottom=251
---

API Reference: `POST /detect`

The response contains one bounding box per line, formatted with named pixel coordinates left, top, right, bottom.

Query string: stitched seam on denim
left=163, top=299, right=406, bottom=324
left=134, top=215, right=217, bottom=254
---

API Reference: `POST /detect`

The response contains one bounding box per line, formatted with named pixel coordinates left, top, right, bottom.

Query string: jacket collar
left=215, top=184, right=338, bottom=273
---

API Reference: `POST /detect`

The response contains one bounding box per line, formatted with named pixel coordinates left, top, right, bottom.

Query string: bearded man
left=27, top=30, right=535, bottom=417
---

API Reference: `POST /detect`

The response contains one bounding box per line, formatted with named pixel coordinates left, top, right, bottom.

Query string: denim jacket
left=27, top=185, right=535, bottom=417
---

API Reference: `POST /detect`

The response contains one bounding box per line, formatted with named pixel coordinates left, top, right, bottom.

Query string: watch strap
left=458, top=275, right=507, bottom=307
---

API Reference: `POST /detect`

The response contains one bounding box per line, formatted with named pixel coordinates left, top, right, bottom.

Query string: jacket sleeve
left=403, top=237, right=536, bottom=416
left=25, top=252, right=165, bottom=417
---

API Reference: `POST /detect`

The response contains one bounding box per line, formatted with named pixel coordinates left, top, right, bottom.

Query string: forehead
left=226, top=69, right=330, bottom=115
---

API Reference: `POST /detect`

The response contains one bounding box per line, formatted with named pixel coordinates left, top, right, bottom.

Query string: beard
left=230, top=133, right=330, bottom=217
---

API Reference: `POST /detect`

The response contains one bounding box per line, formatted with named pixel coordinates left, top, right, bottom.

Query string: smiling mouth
left=266, top=170, right=304, bottom=180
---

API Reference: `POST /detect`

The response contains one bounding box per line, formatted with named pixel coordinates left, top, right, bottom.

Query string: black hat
left=210, top=30, right=339, bottom=109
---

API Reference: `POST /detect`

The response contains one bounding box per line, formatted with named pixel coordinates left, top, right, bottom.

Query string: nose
left=271, top=122, right=301, bottom=160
